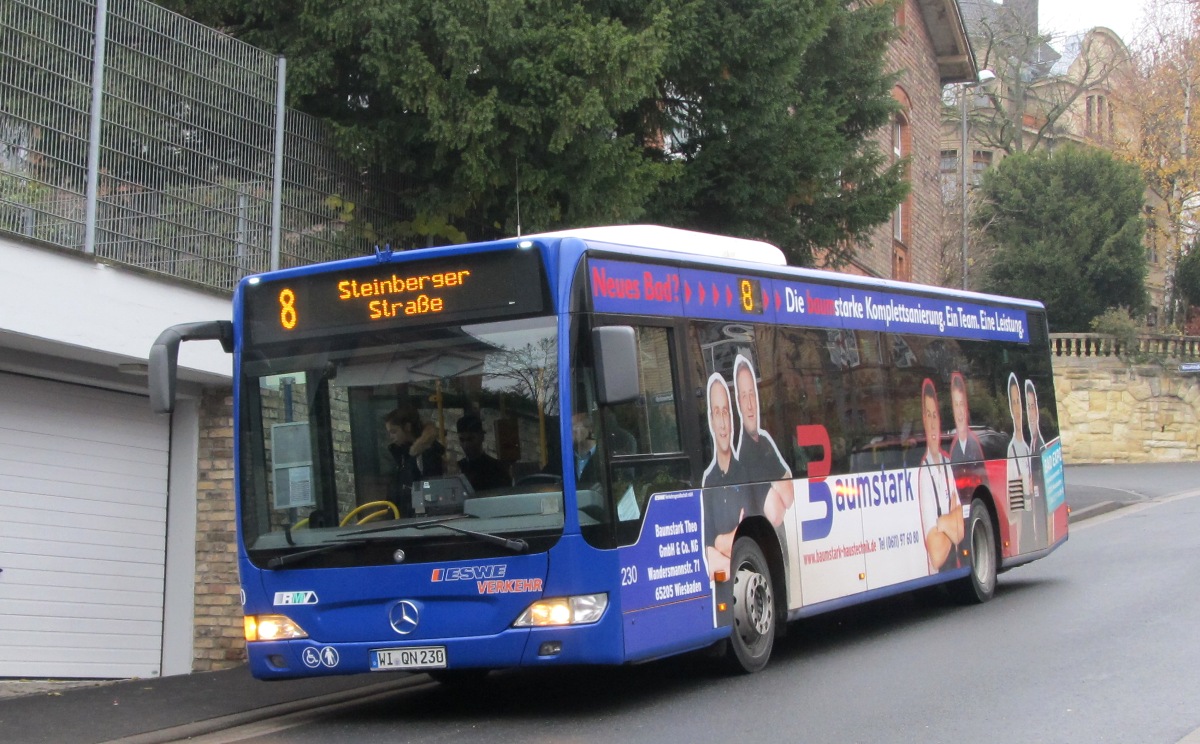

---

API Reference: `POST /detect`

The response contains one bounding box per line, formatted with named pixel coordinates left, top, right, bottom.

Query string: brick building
left=832, top=0, right=976, bottom=285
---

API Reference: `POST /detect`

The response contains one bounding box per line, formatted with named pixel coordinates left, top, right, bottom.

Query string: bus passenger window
left=605, top=326, right=682, bottom=455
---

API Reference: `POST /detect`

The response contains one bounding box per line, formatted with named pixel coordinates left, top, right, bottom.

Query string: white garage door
left=0, top=372, right=169, bottom=679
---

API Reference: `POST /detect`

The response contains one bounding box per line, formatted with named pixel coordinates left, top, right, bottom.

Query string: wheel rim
left=970, top=518, right=994, bottom=588
left=733, top=564, right=773, bottom=642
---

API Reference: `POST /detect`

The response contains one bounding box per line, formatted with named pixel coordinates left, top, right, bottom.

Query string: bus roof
left=522, top=224, right=1043, bottom=311
left=521, top=225, right=788, bottom=266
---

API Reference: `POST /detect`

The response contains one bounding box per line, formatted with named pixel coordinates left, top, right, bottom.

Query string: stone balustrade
left=1052, top=333, right=1200, bottom=361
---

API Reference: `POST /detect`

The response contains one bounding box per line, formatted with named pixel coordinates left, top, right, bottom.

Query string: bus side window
left=605, top=326, right=682, bottom=456
left=606, top=326, right=689, bottom=546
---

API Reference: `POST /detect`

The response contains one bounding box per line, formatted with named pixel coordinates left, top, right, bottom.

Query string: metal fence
left=0, top=0, right=408, bottom=291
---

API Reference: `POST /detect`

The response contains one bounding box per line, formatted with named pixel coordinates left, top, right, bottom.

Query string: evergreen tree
left=975, top=147, right=1148, bottom=331
left=642, top=0, right=905, bottom=265
left=160, top=0, right=904, bottom=260
left=1174, top=239, right=1200, bottom=309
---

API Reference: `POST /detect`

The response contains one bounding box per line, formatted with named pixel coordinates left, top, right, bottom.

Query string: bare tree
left=961, top=0, right=1129, bottom=155
left=1111, top=0, right=1200, bottom=325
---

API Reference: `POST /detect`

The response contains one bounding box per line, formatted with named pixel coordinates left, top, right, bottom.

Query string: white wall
left=0, top=234, right=232, bottom=382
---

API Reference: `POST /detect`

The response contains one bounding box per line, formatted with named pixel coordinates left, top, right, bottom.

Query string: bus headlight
left=244, top=614, right=309, bottom=641
left=513, top=593, right=608, bottom=627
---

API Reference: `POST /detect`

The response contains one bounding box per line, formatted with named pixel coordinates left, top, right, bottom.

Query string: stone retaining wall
left=1052, top=334, right=1200, bottom=464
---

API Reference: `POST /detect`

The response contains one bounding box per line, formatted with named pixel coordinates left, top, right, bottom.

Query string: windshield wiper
left=339, top=514, right=471, bottom=538
left=333, top=514, right=528, bottom=553
left=266, top=539, right=369, bottom=570
left=414, top=522, right=528, bottom=553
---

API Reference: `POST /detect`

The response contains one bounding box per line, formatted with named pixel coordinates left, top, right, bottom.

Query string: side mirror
left=592, top=326, right=639, bottom=405
left=149, top=320, right=233, bottom=413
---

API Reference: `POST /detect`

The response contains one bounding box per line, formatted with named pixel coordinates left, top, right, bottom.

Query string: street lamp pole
left=960, top=69, right=995, bottom=290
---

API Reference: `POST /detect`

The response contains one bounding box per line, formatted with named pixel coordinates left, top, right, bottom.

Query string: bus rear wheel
left=949, top=498, right=997, bottom=605
left=724, top=537, right=776, bottom=673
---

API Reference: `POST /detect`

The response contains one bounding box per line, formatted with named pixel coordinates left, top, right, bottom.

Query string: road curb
left=101, top=676, right=431, bottom=744
left=1069, top=488, right=1200, bottom=531
left=1067, top=500, right=1125, bottom=522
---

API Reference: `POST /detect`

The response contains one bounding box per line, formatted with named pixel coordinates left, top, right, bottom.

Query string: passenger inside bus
left=384, top=405, right=445, bottom=516
left=455, top=414, right=511, bottom=492
left=572, top=411, right=599, bottom=486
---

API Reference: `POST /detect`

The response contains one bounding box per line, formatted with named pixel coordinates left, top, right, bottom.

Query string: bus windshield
left=238, top=315, right=563, bottom=567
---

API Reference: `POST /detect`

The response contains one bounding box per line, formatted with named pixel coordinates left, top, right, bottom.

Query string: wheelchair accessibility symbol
left=302, top=646, right=340, bottom=669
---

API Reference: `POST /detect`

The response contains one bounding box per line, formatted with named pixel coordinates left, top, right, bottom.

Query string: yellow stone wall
left=1053, top=355, right=1200, bottom=463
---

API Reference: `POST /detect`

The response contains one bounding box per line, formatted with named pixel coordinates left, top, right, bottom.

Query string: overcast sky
left=1038, top=0, right=1149, bottom=43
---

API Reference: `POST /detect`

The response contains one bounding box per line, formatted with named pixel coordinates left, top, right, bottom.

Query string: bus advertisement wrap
left=617, top=490, right=707, bottom=613
left=620, top=445, right=1068, bottom=625
left=589, top=259, right=1029, bottom=343
left=617, top=490, right=717, bottom=659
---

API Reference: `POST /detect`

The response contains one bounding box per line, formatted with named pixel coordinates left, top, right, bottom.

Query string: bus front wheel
left=725, top=537, right=776, bottom=673
left=949, top=498, right=998, bottom=605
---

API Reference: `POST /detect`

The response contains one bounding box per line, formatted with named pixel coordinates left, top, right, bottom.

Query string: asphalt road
left=1065, top=461, right=1200, bottom=517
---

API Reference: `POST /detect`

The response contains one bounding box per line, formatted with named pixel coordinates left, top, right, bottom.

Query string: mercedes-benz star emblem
left=390, top=600, right=420, bottom=635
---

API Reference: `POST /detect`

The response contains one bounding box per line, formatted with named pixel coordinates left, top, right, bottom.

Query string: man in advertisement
left=948, top=371, right=988, bottom=502
left=732, top=355, right=794, bottom=525
left=703, top=373, right=749, bottom=583
left=1025, top=379, right=1048, bottom=550
left=1006, top=373, right=1031, bottom=552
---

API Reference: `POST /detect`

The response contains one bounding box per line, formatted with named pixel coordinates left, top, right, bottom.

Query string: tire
left=948, top=499, right=997, bottom=605
left=723, top=537, right=776, bottom=673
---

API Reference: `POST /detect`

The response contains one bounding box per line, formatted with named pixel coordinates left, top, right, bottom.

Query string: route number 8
left=740, top=279, right=754, bottom=313
left=279, top=288, right=298, bottom=330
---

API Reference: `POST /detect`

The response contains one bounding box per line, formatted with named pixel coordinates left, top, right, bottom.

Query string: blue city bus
left=149, top=225, right=1067, bottom=680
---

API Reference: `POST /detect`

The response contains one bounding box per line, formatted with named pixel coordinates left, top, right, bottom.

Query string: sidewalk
left=0, top=665, right=420, bottom=744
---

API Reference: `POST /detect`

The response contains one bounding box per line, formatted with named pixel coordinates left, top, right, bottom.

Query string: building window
left=891, top=107, right=910, bottom=247
left=1146, top=205, right=1160, bottom=265
left=1086, top=94, right=1114, bottom=141
left=892, top=244, right=910, bottom=282
left=971, top=150, right=992, bottom=186
left=941, top=149, right=959, bottom=201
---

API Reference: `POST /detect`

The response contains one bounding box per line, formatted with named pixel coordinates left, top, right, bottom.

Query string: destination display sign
left=588, top=258, right=1030, bottom=343
left=243, top=248, right=548, bottom=346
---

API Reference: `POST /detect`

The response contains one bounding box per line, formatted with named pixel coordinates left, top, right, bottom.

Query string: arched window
left=890, top=87, right=912, bottom=281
